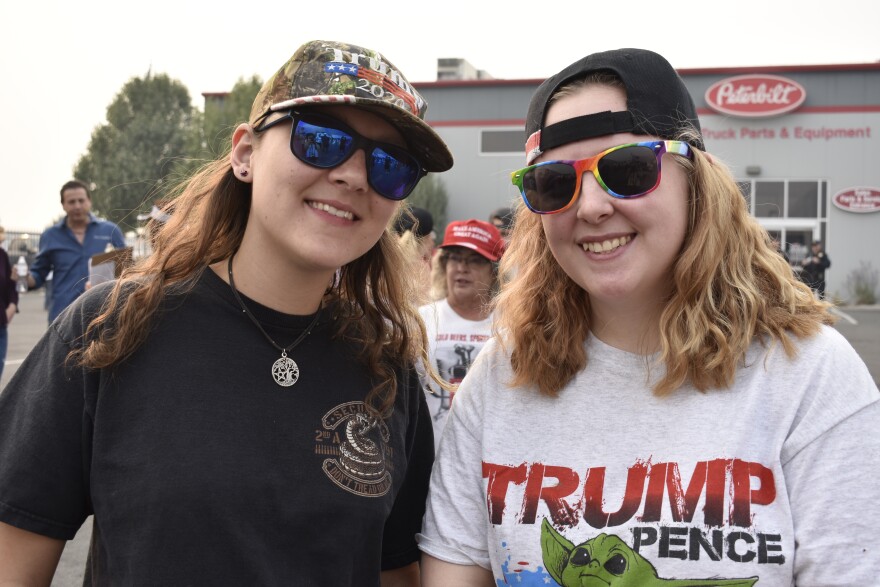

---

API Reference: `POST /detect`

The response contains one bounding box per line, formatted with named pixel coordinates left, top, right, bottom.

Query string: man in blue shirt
left=23, top=180, right=125, bottom=322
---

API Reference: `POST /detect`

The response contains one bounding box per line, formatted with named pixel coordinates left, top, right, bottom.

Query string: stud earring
left=239, top=169, right=249, bottom=177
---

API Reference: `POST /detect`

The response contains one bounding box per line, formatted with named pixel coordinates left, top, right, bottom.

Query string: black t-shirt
left=0, top=269, right=434, bottom=585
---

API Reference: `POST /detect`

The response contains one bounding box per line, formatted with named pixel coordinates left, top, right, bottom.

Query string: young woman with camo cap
left=0, top=40, right=450, bottom=585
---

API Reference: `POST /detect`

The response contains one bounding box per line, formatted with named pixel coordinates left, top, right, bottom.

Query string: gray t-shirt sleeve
left=781, top=328, right=880, bottom=584
left=417, top=339, right=497, bottom=569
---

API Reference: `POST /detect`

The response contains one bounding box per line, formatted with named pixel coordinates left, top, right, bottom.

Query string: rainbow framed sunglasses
left=254, top=109, right=427, bottom=200
left=510, top=140, right=694, bottom=214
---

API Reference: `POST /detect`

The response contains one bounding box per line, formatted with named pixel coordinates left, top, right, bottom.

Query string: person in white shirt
left=419, top=48, right=880, bottom=587
left=419, top=219, right=504, bottom=449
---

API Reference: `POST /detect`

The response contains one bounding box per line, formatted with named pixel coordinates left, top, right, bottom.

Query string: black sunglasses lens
left=597, top=145, right=659, bottom=196
left=522, top=163, right=578, bottom=213
left=368, top=146, right=421, bottom=200
left=291, top=118, right=354, bottom=168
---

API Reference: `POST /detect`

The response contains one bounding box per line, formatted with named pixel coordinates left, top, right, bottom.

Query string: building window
left=738, top=179, right=827, bottom=220
left=788, top=182, right=819, bottom=217
left=754, top=181, right=784, bottom=218
left=736, top=179, right=828, bottom=266
left=480, top=130, right=525, bottom=154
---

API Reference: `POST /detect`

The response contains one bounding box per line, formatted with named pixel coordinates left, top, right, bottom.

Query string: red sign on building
left=705, top=74, right=806, bottom=118
left=832, top=187, right=880, bottom=213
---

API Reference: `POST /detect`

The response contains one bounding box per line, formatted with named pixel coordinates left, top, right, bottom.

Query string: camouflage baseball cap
left=250, top=40, right=453, bottom=172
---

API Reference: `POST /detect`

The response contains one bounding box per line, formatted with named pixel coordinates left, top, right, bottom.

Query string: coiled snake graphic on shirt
left=541, top=519, right=758, bottom=586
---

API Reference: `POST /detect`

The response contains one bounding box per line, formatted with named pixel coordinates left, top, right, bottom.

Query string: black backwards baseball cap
left=525, top=48, right=704, bottom=164
left=250, top=40, right=453, bottom=172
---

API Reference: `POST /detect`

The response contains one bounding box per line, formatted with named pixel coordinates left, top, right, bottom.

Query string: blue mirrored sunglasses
left=254, top=110, right=426, bottom=201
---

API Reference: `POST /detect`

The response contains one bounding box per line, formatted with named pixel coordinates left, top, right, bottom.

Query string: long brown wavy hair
left=495, top=78, right=833, bottom=397
left=70, top=142, right=434, bottom=417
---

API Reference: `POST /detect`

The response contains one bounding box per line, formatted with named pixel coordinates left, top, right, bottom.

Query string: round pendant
left=272, top=356, right=300, bottom=387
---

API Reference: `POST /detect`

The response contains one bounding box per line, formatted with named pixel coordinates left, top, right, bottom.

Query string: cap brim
left=440, top=241, right=500, bottom=262
left=268, top=97, right=453, bottom=173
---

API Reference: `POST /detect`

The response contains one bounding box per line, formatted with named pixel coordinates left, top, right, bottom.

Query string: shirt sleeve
left=381, top=370, right=435, bottom=570
left=418, top=342, right=495, bottom=569
left=29, top=231, right=52, bottom=288
left=8, top=287, right=18, bottom=309
left=111, top=223, right=126, bottom=248
left=782, top=330, right=880, bottom=585
left=2, top=251, right=17, bottom=311
left=0, top=318, right=94, bottom=540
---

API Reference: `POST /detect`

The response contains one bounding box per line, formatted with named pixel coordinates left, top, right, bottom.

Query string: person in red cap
left=418, top=219, right=504, bottom=448
left=0, top=40, right=451, bottom=585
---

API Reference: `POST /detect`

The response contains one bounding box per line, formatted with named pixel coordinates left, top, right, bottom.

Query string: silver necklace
left=227, top=255, right=321, bottom=387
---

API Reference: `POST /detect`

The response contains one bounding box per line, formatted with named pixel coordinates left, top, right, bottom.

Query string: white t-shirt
left=419, top=326, right=880, bottom=586
left=418, top=299, right=493, bottom=451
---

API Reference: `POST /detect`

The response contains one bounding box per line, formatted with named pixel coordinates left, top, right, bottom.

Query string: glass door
left=761, top=222, right=818, bottom=283
left=782, top=228, right=815, bottom=266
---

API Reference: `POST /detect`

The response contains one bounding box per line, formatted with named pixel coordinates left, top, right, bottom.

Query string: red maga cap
left=440, top=219, right=505, bottom=261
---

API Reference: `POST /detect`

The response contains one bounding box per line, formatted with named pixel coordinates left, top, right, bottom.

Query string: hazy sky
left=1, top=0, right=878, bottom=231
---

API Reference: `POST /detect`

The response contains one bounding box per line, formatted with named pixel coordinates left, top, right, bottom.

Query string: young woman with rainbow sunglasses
left=0, top=40, right=449, bottom=586
left=419, top=48, right=880, bottom=586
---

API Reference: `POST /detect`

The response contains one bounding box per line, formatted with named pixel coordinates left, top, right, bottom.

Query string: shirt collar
left=56, top=212, right=99, bottom=229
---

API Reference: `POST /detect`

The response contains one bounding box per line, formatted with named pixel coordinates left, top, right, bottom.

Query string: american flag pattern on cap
left=249, top=40, right=452, bottom=172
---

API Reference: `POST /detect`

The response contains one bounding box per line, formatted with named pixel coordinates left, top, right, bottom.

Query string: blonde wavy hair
left=397, top=229, right=434, bottom=306
left=495, top=79, right=833, bottom=397
left=70, top=138, right=435, bottom=417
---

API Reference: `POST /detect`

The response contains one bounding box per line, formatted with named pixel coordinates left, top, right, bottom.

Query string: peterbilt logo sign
left=832, top=187, right=880, bottom=213
left=705, top=74, right=806, bottom=117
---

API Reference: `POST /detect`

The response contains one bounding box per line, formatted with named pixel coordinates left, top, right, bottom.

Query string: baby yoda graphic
left=540, top=519, right=758, bottom=587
